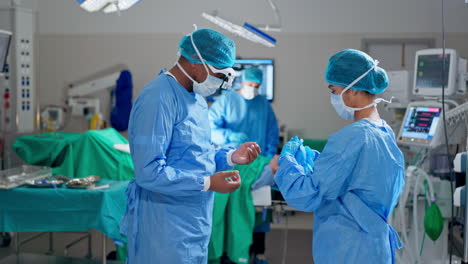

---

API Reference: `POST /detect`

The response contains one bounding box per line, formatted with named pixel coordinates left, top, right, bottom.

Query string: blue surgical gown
left=120, top=71, right=233, bottom=264
left=209, top=90, right=279, bottom=157
left=275, top=120, right=405, bottom=264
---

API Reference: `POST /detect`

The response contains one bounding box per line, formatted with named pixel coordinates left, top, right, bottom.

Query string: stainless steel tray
left=0, top=166, right=53, bottom=190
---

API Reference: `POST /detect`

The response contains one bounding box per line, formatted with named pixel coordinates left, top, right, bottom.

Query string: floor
left=0, top=212, right=315, bottom=264
left=0, top=230, right=120, bottom=264
left=0, top=254, right=122, bottom=264
left=265, top=229, right=313, bottom=264
left=265, top=212, right=314, bottom=264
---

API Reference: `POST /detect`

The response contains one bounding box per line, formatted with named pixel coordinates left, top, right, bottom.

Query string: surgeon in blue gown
left=209, top=67, right=279, bottom=263
left=209, top=67, right=279, bottom=157
left=274, top=49, right=405, bottom=264
left=120, top=28, right=261, bottom=264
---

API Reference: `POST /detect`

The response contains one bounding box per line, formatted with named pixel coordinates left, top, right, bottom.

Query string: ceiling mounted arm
left=254, top=0, right=282, bottom=32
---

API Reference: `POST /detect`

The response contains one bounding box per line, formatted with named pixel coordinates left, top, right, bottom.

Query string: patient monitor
left=397, top=49, right=468, bottom=149
left=397, top=102, right=444, bottom=148
left=413, top=49, right=467, bottom=98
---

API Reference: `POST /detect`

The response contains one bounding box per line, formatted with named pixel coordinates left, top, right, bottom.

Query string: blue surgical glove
left=228, top=132, right=249, bottom=144
left=304, top=146, right=320, bottom=172
left=280, top=136, right=303, bottom=158
left=295, top=145, right=307, bottom=168
left=306, top=146, right=320, bottom=161
left=294, top=145, right=320, bottom=173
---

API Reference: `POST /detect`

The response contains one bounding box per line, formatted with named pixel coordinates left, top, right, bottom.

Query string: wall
left=35, top=32, right=468, bottom=139
left=17, top=0, right=468, bottom=138
left=33, top=0, right=468, bottom=34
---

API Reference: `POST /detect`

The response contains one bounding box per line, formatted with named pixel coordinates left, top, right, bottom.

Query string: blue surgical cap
left=243, top=67, right=263, bottom=85
left=178, top=28, right=236, bottom=69
left=325, top=49, right=389, bottom=94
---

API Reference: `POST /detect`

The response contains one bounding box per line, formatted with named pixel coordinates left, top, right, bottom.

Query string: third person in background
left=209, top=66, right=279, bottom=157
left=209, top=66, right=279, bottom=264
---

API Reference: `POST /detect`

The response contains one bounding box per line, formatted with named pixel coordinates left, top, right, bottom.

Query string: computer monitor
left=0, top=30, right=12, bottom=73
left=397, top=102, right=443, bottom=147
left=413, top=49, right=462, bottom=97
left=207, top=59, right=274, bottom=102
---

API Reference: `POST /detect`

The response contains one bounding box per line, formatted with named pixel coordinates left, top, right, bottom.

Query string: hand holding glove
left=280, top=136, right=303, bottom=158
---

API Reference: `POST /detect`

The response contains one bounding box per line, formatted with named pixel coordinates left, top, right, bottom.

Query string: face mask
left=330, top=93, right=354, bottom=120
left=176, top=58, right=225, bottom=97
left=330, top=60, right=392, bottom=120
left=240, top=84, right=259, bottom=100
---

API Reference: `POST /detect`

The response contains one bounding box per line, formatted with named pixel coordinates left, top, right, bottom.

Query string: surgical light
left=76, top=0, right=142, bottom=14
left=202, top=0, right=281, bottom=48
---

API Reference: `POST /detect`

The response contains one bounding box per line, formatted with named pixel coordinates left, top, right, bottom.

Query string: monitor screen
left=415, top=54, right=450, bottom=90
left=207, top=59, right=274, bottom=102
left=398, top=106, right=441, bottom=145
left=0, top=31, right=11, bottom=73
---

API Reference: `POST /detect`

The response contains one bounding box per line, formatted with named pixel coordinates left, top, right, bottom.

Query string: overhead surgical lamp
left=202, top=0, right=281, bottom=48
left=76, top=0, right=142, bottom=14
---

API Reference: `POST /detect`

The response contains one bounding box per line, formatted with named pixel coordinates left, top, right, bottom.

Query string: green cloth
left=208, top=156, right=271, bottom=264
left=13, top=128, right=134, bottom=180
left=302, top=139, right=327, bottom=152
left=116, top=243, right=128, bottom=261
left=0, top=179, right=128, bottom=242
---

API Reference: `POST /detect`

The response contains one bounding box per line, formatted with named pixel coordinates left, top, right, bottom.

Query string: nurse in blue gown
left=274, top=49, right=405, bottom=264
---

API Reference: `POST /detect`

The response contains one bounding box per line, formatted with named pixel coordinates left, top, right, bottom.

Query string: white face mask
left=176, top=58, right=225, bottom=97
left=330, top=60, right=392, bottom=120
left=240, top=84, right=259, bottom=100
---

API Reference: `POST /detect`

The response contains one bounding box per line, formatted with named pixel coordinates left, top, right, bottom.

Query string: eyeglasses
left=207, top=64, right=236, bottom=89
